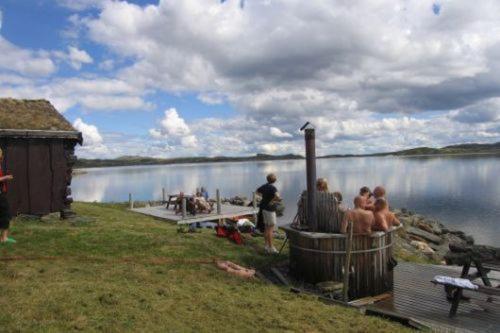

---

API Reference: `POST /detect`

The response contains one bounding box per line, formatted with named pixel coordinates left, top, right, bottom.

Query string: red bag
left=215, top=226, right=243, bottom=244
left=215, top=226, right=228, bottom=238
left=228, top=230, right=243, bottom=245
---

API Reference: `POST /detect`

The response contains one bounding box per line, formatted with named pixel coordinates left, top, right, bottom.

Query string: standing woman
left=0, top=148, right=15, bottom=243
left=256, top=173, right=280, bottom=254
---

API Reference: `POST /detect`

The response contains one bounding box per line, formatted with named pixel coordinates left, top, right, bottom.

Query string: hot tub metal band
left=288, top=240, right=394, bottom=254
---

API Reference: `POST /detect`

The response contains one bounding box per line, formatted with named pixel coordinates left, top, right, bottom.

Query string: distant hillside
left=76, top=142, right=500, bottom=169
left=392, top=142, right=500, bottom=156
left=321, top=141, right=500, bottom=159
left=75, top=153, right=303, bottom=169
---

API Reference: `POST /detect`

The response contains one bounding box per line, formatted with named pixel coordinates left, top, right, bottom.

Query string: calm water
left=72, top=156, right=500, bottom=246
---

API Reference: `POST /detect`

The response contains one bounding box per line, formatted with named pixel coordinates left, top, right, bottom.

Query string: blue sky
left=1, top=0, right=233, bottom=132
left=0, top=1, right=499, bottom=158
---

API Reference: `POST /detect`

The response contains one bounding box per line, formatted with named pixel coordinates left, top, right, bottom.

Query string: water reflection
left=72, top=156, right=500, bottom=246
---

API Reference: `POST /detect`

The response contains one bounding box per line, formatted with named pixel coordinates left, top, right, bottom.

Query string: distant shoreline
left=74, top=154, right=303, bottom=170
left=74, top=150, right=499, bottom=170
left=321, top=151, right=500, bottom=159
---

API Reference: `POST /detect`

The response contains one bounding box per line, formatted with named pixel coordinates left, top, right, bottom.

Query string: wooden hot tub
left=281, top=224, right=400, bottom=299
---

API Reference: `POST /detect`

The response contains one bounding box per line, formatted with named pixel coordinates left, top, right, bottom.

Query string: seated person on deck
left=174, top=192, right=185, bottom=213
left=194, top=193, right=213, bottom=213
left=200, top=187, right=209, bottom=200
left=341, top=196, right=374, bottom=234
left=372, top=198, right=400, bottom=232
left=175, top=192, right=197, bottom=215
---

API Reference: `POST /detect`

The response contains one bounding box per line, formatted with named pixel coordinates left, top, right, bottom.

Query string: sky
left=0, top=0, right=499, bottom=158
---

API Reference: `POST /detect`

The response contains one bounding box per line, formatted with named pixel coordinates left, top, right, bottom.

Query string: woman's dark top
left=257, top=183, right=277, bottom=212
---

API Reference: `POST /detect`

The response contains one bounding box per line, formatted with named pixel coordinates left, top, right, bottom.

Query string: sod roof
left=0, top=98, right=76, bottom=131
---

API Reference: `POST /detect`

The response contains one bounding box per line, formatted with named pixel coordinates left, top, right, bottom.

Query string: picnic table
left=432, top=275, right=500, bottom=317
left=436, top=243, right=500, bottom=318
left=166, top=194, right=193, bottom=210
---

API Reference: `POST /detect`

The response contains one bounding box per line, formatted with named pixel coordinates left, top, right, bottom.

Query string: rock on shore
left=393, top=208, right=475, bottom=263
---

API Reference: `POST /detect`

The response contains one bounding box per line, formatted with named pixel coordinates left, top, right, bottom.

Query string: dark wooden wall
left=0, top=138, right=77, bottom=217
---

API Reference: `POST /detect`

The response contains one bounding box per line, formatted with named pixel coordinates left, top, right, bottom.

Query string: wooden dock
left=131, top=204, right=258, bottom=225
left=366, top=262, right=500, bottom=332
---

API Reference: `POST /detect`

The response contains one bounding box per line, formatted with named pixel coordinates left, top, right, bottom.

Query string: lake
left=72, top=156, right=500, bottom=246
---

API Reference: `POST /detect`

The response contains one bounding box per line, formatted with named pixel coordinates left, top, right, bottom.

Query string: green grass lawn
left=0, top=203, right=412, bottom=332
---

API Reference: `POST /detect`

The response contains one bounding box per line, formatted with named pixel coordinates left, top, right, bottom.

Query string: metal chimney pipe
left=304, top=128, right=317, bottom=231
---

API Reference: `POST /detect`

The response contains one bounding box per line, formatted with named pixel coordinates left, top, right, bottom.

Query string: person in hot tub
left=342, top=196, right=374, bottom=234
left=365, top=185, right=386, bottom=211
left=372, top=198, right=400, bottom=232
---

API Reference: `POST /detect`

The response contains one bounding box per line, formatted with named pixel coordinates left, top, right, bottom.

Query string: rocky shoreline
left=393, top=208, right=476, bottom=264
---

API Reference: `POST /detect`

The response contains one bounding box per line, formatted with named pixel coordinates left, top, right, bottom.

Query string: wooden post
left=343, top=220, right=354, bottom=302
left=182, top=197, right=187, bottom=219
left=129, top=193, right=133, bottom=209
left=216, top=189, right=221, bottom=215
left=304, top=128, right=317, bottom=231
left=162, top=187, right=166, bottom=203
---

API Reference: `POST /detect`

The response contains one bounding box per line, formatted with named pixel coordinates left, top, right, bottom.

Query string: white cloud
left=149, top=108, right=198, bottom=149
left=270, top=127, right=293, bottom=138
left=73, top=118, right=103, bottom=146
left=0, top=37, right=55, bottom=76
left=73, top=118, right=109, bottom=156
left=159, top=108, right=191, bottom=137
left=0, top=76, right=152, bottom=112
left=54, top=46, right=93, bottom=70
left=68, top=46, right=93, bottom=69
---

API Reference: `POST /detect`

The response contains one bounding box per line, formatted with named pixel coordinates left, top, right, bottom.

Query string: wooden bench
left=432, top=277, right=500, bottom=318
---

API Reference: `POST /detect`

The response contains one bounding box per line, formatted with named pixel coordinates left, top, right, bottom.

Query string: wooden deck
left=367, top=262, right=500, bottom=333
left=131, top=204, right=258, bottom=225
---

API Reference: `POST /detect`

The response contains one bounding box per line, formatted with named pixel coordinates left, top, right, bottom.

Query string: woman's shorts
left=0, top=193, right=11, bottom=230
left=262, top=209, right=277, bottom=227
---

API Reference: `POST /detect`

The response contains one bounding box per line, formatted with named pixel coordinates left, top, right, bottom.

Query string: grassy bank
left=0, top=203, right=411, bottom=332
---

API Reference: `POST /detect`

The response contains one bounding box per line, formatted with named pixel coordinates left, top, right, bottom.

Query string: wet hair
left=316, top=178, right=329, bottom=192
left=333, top=191, right=343, bottom=203
left=266, top=173, right=277, bottom=184
left=373, top=186, right=386, bottom=198
left=374, top=198, right=387, bottom=210
left=359, top=186, right=371, bottom=196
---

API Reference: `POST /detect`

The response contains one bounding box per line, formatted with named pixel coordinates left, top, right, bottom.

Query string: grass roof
left=0, top=98, right=75, bottom=131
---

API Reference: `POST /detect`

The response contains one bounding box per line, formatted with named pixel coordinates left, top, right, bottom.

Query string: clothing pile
left=215, top=225, right=243, bottom=245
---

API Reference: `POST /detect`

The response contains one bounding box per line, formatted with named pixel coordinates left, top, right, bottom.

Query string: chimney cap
left=300, top=122, right=315, bottom=131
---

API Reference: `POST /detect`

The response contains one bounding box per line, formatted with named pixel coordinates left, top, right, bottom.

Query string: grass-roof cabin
left=0, top=98, right=82, bottom=218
